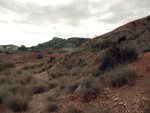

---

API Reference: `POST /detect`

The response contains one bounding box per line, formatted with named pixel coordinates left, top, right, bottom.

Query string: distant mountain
left=1, top=44, right=18, bottom=48
left=31, top=37, right=89, bottom=49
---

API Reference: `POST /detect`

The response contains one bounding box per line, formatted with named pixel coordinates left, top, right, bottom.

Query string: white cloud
left=0, top=0, right=150, bottom=47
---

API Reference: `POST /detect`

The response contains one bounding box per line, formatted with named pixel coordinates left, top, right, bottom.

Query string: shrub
left=48, top=67, right=69, bottom=79
left=37, top=55, right=43, bottom=59
left=147, top=16, right=150, bottom=21
left=76, top=58, right=86, bottom=67
left=0, top=62, right=15, bottom=72
left=0, top=86, right=9, bottom=104
left=79, top=76, right=100, bottom=98
left=20, top=73, right=33, bottom=85
left=9, top=84, right=22, bottom=94
left=67, top=81, right=79, bottom=93
left=46, top=94, right=56, bottom=102
left=118, top=36, right=126, bottom=44
left=99, top=46, right=137, bottom=70
left=5, top=93, right=29, bottom=112
left=46, top=102, right=58, bottom=112
left=48, top=80, right=58, bottom=89
left=110, top=65, right=136, bottom=87
left=66, top=105, right=81, bottom=113
left=59, top=78, right=69, bottom=91
left=0, top=76, right=11, bottom=84
left=32, top=80, right=48, bottom=94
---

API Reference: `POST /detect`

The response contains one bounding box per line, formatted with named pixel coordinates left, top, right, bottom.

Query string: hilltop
left=0, top=15, right=150, bottom=113
left=31, top=37, right=89, bottom=50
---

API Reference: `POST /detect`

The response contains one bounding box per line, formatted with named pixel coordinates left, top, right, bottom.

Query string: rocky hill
left=31, top=37, right=89, bottom=50
left=0, top=15, right=150, bottom=113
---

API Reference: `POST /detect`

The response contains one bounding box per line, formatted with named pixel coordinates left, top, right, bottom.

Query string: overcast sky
left=0, top=0, right=150, bottom=47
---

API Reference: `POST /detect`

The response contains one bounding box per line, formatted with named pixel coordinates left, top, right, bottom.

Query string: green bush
left=99, top=46, right=137, bottom=70
left=110, top=65, right=136, bottom=87
left=37, top=55, right=43, bottom=59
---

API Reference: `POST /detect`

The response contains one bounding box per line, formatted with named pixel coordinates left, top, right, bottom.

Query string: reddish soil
left=1, top=52, right=150, bottom=113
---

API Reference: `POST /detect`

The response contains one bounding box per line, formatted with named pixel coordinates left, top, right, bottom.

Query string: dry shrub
left=46, top=102, right=58, bottom=112
left=79, top=76, right=100, bottom=98
left=66, top=105, right=82, bottom=113
left=70, top=67, right=81, bottom=76
left=5, top=93, right=30, bottom=112
left=48, top=67, right=69, bottom=79
left=66, top=81, right=79, bottom=93
left=0, top=86, right=9, bottom=104
left=0, top=62, right=15, bottom=72
left=48, top=80, right=59, bottom=89
left=46, top=94, right=56, bottom=102
left=0, top=76, right=12, bottom=85
left=99, top=46, right=137, bottom=70
left=109, top=65, right=136, bottom=87
left=32, top=80, right=49, bottom=94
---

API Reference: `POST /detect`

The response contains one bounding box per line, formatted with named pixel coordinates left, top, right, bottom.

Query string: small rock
left=118, top=102, right=124, bottom=105
left=106, top=101, right=110, bottom=105
left=113, top=103, right=117, bottom=107
left=123, top=104, right=127, bottom=107
left=114, top=97, right=119, bottom=101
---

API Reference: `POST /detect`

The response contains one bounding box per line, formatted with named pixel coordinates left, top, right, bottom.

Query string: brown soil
left=1, top=52, right=150, bottom=113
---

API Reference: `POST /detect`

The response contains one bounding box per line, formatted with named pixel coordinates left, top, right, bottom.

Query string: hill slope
left=31, top=37, right=89, bottom=49
left=0, top=15, right=150, bottom=113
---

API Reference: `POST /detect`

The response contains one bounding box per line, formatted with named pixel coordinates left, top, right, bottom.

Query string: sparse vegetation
left=79, top=76, right=100, bottom=98
left=109, top=65, right=136, bottom=87
left=48, top=67, right=69, bottom=79
left=32, top=80, right=49, bottom=94
left=5, top=93, right=30, bottom=112
left=99, top=46, right=137, bottom=70
left=0, top=62, right=15, bottom=72
left=66, top=105, right=81, bottom=113
left=48, top=80, right=59, bottom=89
left=46, top=102, right=58, bottom=112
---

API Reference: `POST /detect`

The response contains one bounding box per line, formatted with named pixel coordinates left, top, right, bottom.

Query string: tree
left=19, top=45, right=28, bottom=51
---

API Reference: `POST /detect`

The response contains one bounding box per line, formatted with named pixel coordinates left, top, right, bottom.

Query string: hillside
left=0, top=15, right=150, bottom=113
left=31, top=37, right=89, bottom=50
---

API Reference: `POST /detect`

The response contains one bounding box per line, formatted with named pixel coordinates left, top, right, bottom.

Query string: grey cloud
left=0, top=19, right=8, bottom=23
left=95, top=0, right=150, bottom=24
left=0, top=0, right=149, bottom=28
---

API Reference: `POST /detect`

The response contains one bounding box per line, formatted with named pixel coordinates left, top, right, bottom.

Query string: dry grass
left=46, top=102, right=58, bottom=112
left=66, top=105, right=82, bottom=113
left=99, top=46, right=137, bottom=71
left=109, top=65, right=136, bottom=87
left=0, top=67, right=50, bottom=112
left=5, top=93, right=30, bottom=112
left=79, top=76, right=100, bottom=98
